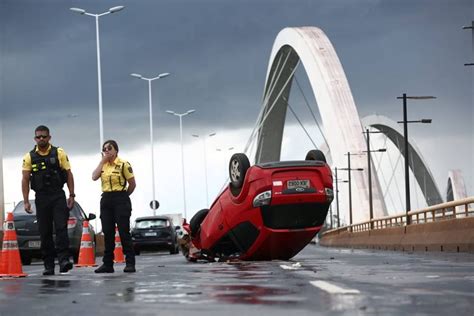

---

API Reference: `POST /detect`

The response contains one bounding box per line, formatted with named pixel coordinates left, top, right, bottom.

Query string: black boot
left=123, top=264, right=136, bottom=273
left=59, top=258, right=73, bottom=273
left=94, top=264, right=114, bottom=273
left=42, top=267, right=55, bottom=276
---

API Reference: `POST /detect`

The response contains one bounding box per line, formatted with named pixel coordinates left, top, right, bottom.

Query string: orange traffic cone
left=113, top=226, right=125, bottom=263
left=75, top=220, right=97, bottom=267
left=0, top=213, right=27, bottom=278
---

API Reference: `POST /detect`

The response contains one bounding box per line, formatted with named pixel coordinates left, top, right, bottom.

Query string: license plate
left=144, top=232, right=157, bottom=237
left=28, top=240, right=41, bottom=248
left=287, top=179, right=310, bottom=189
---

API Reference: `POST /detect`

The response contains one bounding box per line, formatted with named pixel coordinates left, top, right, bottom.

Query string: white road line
left=310, top=280, right=360, bottom=294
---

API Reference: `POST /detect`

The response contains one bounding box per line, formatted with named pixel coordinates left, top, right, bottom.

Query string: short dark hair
left=103, top=140, right=119, bottom=153
left=35, top=125, right=50, bottom=135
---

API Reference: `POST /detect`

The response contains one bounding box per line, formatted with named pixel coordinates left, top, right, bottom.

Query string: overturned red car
left=181, top=150, right=333, bottom=261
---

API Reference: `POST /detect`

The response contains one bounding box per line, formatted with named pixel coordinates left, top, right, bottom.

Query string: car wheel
left=229, top=153, right=250, bottom=195
left=21, top=254, right=32, bottom=266
left=305, top=149, right=327, bottom=163
left=190, top=208, right=209, bottom=238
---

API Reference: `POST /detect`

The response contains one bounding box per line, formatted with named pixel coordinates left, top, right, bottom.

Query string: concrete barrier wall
left=320, top=217, right=474, bottom=253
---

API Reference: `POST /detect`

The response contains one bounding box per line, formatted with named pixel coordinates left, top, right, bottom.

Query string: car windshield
left=136, top=219, right=169, bottom=229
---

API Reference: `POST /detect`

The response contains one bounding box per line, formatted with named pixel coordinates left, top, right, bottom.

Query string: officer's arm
left=22, top=170, right=32, bottom=213
left=66, top=169, right=75, bottom=198
left=127, top=177, right=136, bottom=196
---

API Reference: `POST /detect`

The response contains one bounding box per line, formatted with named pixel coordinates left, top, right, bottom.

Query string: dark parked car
left=12, top=200, right=96, bottom=265
left=131, top=216, right=179, bottom=255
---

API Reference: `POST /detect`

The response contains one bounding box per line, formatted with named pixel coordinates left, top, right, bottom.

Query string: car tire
left=229, top=153, right=250, bottom=196
left=190, top=208, right=209, bottom=238
left=20, top=254, right=32, bottom=266
left=305, top=149, right=327, bottom=163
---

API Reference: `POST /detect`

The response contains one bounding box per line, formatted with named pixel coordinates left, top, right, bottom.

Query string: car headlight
left=253, top=190, right=272, bottom=207
left=325, top=187, right=334, bottom=202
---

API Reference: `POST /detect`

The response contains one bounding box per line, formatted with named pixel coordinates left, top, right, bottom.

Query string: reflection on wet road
left=1, top=245, right=473, bottom=315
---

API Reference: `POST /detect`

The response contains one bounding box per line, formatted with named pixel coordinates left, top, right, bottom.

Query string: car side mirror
left=88, top=213, right=96, bottom=221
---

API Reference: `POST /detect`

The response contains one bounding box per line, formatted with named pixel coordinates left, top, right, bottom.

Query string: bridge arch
left=255, top=27, right=387, bottom=223
left=362, top=114, right=443, bottom=206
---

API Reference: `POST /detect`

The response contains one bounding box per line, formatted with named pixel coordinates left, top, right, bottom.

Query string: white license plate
left=144, top=232, right=157, bottom=237
left=28, top=240, right=41, bottom=248
left=287, top=179, right=310, bottom=189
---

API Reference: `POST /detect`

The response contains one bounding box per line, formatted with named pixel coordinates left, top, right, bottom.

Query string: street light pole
left=130, top=72, right=170, bottom=215
left=192, top=132, right=216, bottom=206
left=397, top=94, right=435, bottom=225
left=463, top=21, right=474, bottom=66
left=70, top=6, right=125, bottom=149
left=340, top=152, right=364, bottom=231
left=363, top=129, right=386, bottom=229
left=335, top=167, right=340, bottom=228
left=166, top=109, right=196, bottom=219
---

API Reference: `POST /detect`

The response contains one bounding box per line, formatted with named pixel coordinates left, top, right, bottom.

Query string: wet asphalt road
left=1, top=244, right=473, bottom=316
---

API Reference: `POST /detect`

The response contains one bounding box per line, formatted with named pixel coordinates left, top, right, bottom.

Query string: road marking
left=310, top=280, right=360, bottom=294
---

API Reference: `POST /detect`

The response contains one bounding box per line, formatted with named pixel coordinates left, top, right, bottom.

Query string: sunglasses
left=102, top=145, right=113, bottom=152
left=35, top=135, right=49, bottom=140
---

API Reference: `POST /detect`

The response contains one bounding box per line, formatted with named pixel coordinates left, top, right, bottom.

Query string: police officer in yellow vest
left=92, top=140, right=136, bottom=273
left=22, top=125, right=75, bottom=276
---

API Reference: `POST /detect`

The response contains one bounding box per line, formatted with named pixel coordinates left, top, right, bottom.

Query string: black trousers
left=100, top=192, right=135, bottom=266
left=35, top=190, right=70, bottom=268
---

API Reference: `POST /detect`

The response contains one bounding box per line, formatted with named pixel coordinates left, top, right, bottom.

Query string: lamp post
left=339, top=152, right=364, bottom=230
left=70, top=6, right=125, bottom=149
left=192, top=132, right=216, bottom=205
left=397, top=94, right=435, bottom=225
left=333, top=167, right=348, bottom=229
left=463, top=21, right=474, bottom=66
left=166, top=109, right=196, bottom=219
left=130, top=72, right=170, bottom=215
left=362, top=129, right=386, bottom=229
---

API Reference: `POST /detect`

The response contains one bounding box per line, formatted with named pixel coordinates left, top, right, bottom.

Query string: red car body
left=183, top=159, right=333, bottom=261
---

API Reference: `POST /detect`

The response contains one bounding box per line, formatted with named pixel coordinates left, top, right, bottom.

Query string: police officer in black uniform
left=22, top=125, right=75, bottom=275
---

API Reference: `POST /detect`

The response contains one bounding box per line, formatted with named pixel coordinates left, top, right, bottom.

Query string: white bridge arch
left=255, top=27, right=387, bottom=223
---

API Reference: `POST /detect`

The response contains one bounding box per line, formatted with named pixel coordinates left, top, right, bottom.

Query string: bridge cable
left=245, top=60, right=301, bottom=157
left=285, top=99, right=319, bottom=149
left=293, top=76, right=330, bottom=152
left=243, top=51, right=295, bottom=156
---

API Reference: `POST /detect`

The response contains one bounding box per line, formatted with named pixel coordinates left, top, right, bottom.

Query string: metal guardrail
left=324, top=197, right=474, bottom=235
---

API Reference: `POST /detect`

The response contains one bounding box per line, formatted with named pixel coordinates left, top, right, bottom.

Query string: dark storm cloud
left=1, top=0, right=472, bottom=157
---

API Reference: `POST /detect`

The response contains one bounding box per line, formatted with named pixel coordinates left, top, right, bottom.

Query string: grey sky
left=1, top=0, right=473, bottom=193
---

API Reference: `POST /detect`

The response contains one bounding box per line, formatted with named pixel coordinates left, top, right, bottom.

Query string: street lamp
left=333, top=167, right=349, bottom=228
left=130, top=72, right=170, bottom=215
left=70, top=6, right=125, bottom=149
left=362, top=129, right=386, bottom=229
left=339, top=152, right=364, bottom=230
left=463, top=21, right=474, bottom=66
left=192, top=132, right=216, bottom=205
left=166, top=109, right=196, bottom=219
left=397, top=94, right=435, bottom=225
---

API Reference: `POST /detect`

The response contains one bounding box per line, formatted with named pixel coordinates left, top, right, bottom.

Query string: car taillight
left=67, top=217, right=77, bottom=229
left=325, top=188, right=334, bottom=203
left=253, top=190, right=272, bottom=207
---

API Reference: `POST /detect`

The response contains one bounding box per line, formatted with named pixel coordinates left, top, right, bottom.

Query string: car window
left=12, top=201, right=36, bottom=215
left=135, top=219, right=169, bottom=229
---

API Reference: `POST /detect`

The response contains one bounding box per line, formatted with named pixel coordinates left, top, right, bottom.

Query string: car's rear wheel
left=229, top=153, right=250, bottom=196
left=305, top=149, right=327, bottom=163
left=190, top=208, right=209, bottom=238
